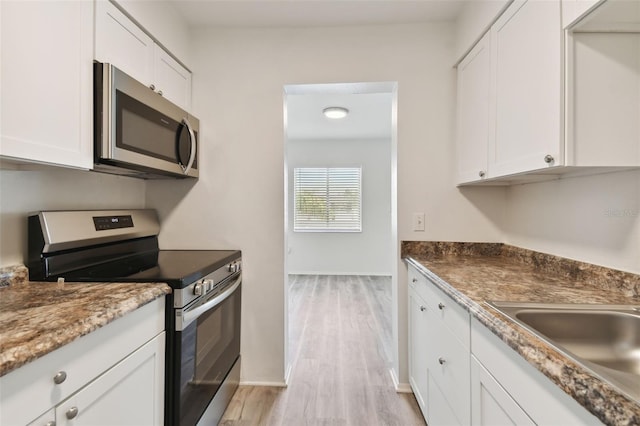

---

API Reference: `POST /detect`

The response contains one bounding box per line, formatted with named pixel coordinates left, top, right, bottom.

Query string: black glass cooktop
left=55, top=250, right=240, bottom=289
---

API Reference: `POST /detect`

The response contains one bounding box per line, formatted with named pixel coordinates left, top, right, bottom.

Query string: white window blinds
left=293, top=167, right=362, bottom=232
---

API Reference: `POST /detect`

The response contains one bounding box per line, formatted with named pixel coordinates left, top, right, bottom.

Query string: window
left=293, top=167, right=362, bottom=232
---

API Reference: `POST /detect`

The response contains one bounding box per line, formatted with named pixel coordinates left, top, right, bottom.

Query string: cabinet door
left=56, top=333, right=165, bottom=426
left=408, top=287, right=429, bottom=421
left=427, top=373, right=463, bottom=426
left=95, top=0, right=154, bottom=87
left=27, top=409, right=55, bottom=426
left=0, top=0, right=93, bottom=169
left=489, top=0, right=563, bottom=177
left=456, top=32, right=491, bottom=184
left=471, top=356, right=535, bottom=425
left=154, top=46, right=192, bottom=110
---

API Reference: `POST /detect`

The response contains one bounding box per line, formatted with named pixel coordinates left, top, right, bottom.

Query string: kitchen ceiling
left=169, top=0, right=464, bottom=29
left=170, top=0, right=460, bottom=141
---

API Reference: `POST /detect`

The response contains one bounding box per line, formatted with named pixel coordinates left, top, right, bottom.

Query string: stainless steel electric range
left=27, top=209, right=241, bottom=426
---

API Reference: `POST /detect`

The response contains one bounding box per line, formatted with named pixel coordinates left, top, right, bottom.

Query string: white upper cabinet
left=0, top=0, right=94, bottom=170
left=456, top=32, right=492, bottom=184
left=455, top=0, right=640, bottom=185
left=154, top=46, right=193, bottom=111
left=95, top=0, right=155, bottom=86
left=489, top=0, right=563, bottom=178
left=95, top=0, right=192, bottom=110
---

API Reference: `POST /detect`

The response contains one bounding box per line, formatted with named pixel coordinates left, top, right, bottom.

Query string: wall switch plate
left=412, top=213, right=425, bottom=231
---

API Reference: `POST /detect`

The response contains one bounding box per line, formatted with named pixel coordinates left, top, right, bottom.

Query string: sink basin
left=487, top=302, right=640, bottom=402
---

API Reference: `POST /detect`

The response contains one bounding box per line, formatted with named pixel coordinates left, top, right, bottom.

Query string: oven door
left=168, top=274, right=241, bottom=426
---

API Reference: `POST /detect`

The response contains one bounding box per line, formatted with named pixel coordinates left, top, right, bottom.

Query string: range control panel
left=93, top=215, right=134, bottom=231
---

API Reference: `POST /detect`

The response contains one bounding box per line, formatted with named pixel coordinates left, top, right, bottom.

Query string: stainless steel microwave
left=94, top=62, right=199, bottom=179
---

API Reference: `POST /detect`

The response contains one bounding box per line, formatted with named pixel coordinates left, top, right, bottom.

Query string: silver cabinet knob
left=53, top=371, right=67, bottom=384
left=438, top=357, right=446, bottom=365
left=149, top=84, right=156, bottom=91
left=158, top=90, right=163, bottom=96
left=412, top=278, right=417, bottom=283
left=65, top=407, right=78, bottom=420
left=544, top=155, right=554, bottom=164
left=438, top=303, right=445, bottom=310
left=420, top=305, right=426, bottom=312
left=45, top=422, right=56, bottom=426
left=478, top=170, right=486, bottom=178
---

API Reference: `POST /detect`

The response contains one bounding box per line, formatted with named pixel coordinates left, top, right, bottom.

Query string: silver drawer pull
left=45, top=422, right=56, bottom=426
left=66, top=407, right=79, bottom=420
left=53, top=371, right=67, bottom=384
left=412, top=278, right=417, bottom=283
left=420, top=305, right=426, bottom=312
left=438, top=303, right=445, bottom=310
left=438, top=357, right=446, bottom=365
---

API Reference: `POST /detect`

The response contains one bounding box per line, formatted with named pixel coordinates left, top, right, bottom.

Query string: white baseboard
left=288, top=272, right=392, bottom=276
left=284, top=362, right=293, bottom=385
left=239, top=380, right=288, bottom=387
left=389, top=368, right=413, bottom=393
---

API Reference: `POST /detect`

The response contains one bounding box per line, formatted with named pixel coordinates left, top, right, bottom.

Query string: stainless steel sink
left=487, top=302, right=640, bottom=402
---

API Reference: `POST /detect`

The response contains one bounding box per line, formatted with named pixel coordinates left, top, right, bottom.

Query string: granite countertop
left=402, top=241, right=640, bottom=426
left=0, top=265, right=171, bottom=377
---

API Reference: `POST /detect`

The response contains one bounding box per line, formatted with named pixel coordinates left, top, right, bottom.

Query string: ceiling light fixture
left=323, top=106, right=349, bottom=119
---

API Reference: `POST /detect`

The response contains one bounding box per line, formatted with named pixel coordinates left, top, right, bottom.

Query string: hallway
left=219, top=275, right=425, bottom=425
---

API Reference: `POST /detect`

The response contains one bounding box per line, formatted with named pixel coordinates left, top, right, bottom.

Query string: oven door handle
left=180, top=117, right=196, bottom=175
left=177, top=273, right=241, bottom=331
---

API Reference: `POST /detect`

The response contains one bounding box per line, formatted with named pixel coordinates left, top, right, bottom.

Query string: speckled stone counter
left=402, top=242, right=640, bottom=426
left=0, top=265, right=171, bottom=377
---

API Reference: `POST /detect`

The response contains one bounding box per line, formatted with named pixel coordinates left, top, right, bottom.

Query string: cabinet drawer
left=423, top=276, right=470, bottom=348
left=426, top=312, right=471, bottom=424
left=408, top=265, right=431, bottom=303
left=0, top=298, right=165, bottom=426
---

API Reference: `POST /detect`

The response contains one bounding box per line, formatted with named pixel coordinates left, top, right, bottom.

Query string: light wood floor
left=219, top=275, right=425, bottom=426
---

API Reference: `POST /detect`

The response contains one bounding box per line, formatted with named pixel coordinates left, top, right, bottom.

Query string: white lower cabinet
left=407, top=264, right=603, bottom=426
left=55, top=333, right=164, bottom=426
left=470, top=318, right=601, bottom=425
left=1, top=298, right=166, bottom=426
left=471, top=355, right=535, bottom=425
left=407, top=265, right=471, bottom=425
left=408, top=284, right=429, bottom=418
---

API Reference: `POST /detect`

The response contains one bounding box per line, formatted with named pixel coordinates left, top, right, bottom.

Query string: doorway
left=283, top=82, right=398, bottom=383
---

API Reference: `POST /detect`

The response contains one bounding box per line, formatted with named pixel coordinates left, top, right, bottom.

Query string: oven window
left=177, top=283, right=241, bottom=426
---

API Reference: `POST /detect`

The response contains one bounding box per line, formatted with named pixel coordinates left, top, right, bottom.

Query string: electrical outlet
left=412, top=213, right=425, bottom=231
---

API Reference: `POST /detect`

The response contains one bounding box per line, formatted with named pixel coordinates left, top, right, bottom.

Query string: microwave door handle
left=177, top=273, right=241, bottom=331
left=180, top=117, right=196, bottom=175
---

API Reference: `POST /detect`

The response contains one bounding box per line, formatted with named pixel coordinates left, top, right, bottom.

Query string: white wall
left=505, top=170, right=640, bottom=274
left=146, top=22, right=506, bottom=386
left=287, top=138, right=392, bottom=275
left=0, top=168, right=146, bottom=267
left=454, top=0, right=511, bottom=63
